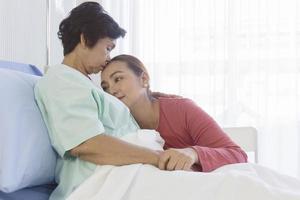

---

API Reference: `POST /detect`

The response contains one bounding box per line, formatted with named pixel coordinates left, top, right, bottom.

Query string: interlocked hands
left=157, top=148, right=199, bottom=171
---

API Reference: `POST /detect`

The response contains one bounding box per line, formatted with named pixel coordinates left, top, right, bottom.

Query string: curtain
left=99, top=0, right=300, bottom=178
left=48, top=0, right=78, bottom=66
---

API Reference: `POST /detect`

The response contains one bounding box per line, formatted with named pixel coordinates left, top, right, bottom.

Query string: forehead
left=101, top=61, right=127, bottom=77
left=105, top=61, right=129, bottom=72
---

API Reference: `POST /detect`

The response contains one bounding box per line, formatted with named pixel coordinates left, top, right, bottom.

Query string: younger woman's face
left=100, top=61, right=146, bottom=108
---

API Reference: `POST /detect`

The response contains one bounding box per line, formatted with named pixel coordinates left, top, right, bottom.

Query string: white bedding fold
left=67, top=130, right=300, bottom=200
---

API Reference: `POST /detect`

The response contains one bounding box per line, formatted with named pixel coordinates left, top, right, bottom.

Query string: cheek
left=86, top=52, right=99, bottom=64
left=119, top=83, right=131, bottom=93
left=99, top=46, right=109, bottom=57
left=129, top=82, right=145, bottom=96
left=91, top=48, right=106, bottom=61
left=118, top=81, right=133, bottom=94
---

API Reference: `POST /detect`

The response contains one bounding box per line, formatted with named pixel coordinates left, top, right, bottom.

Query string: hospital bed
left=223, top=127, right=258, bottom=163
left=0, top=60, right=258, bottom=200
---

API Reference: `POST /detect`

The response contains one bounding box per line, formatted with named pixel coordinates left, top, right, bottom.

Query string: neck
left=130, top=95, right=159, bottom=129
left=62, top=51, right=88, bottom=77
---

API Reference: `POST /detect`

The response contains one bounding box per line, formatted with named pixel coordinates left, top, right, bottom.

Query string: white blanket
left=67, top=130, right=300, bottom=200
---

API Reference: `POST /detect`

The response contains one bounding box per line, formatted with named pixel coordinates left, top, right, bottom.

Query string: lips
left=117, top=96, right=125, bottom=100
left=100, top=65, right=105, bottom=71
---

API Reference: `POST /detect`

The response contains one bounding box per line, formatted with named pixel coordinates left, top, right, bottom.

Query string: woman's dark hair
left=58, top=2, right=126, bottom=55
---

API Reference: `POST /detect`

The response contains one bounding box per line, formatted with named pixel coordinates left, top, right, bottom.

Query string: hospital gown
left=34, top=64, right=139, bottom=200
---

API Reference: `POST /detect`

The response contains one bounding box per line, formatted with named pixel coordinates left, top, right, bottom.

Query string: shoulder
left=158, top=97, right=200, bottom=116
left=158, top=97, right=208, bottom=119
left=35, top=65, right=103, bottom=103
left=36, top=64, right=97, bottom=93
left=158, top=97, right=197, bottom=108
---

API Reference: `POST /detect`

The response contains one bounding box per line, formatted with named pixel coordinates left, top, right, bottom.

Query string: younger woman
left=100, top=54, right=248, bottom=172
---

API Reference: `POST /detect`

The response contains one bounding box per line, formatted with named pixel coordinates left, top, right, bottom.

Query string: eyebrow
left=109, top=71, right=123, bottom=78
left=100, top=71, right=123, bottom=86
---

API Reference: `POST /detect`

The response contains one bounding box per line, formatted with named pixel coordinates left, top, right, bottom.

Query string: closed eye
left=107, top=44, right=115, bottom=52
left=114, top=76, right=123, bottom=83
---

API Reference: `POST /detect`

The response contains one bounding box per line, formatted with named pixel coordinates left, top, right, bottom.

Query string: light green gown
left=34, top=64, right=139, bottom=200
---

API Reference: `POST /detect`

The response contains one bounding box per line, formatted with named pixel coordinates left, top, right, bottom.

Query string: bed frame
left=223, top=127, right=258, bottom=163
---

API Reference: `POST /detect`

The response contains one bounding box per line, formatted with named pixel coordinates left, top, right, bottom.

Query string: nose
left=110, top=84, right=120, bottom=97
left=106, top=54, right=111, bottom=63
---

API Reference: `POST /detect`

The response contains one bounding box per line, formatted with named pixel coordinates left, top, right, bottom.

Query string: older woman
left=101, top=54, right=248, bottom=172
left=35, top=2, right=161, bottom=200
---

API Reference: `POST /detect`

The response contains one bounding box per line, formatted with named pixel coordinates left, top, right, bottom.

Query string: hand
left=158, top=148, right=198, bottom=171
left=151, top=91, right=182, bottom=99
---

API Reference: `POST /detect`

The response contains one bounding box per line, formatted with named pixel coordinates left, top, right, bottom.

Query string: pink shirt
left=156, top=97, right=248, bottom=172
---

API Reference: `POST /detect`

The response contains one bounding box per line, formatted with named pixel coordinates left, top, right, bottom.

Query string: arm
left=35, top=83, right=161, bottom=168
left=183, top=99, right=248, bottom=172
left=70, top=134, right=160, bottom=166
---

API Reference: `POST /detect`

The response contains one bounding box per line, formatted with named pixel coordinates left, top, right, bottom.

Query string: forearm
left=192, top=146, right=248, bottom=172
left=70, top=134, right=160, bottom=166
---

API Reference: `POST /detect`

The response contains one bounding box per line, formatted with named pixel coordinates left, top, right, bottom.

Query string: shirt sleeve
left=35, top=83, right=105, bottom=158
left=181, top=99, right=248, bottom=172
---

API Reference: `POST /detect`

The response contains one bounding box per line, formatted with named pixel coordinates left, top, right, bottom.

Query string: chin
left=92, top=68, right=101, bottom=74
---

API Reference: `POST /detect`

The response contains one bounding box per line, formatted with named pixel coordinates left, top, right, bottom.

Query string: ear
left=80, top=33, right=87, bottom=49
left=141, top=72, right=150, bottom=88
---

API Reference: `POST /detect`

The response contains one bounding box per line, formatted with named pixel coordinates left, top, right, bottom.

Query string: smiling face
left=80, top=37, right=116, bottom=74
left=101, top=60, right=148, bottom=108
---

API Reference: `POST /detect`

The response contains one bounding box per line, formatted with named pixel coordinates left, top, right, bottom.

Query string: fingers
left=173, top=155, right=193, bottom=171
left=183, top=162, right=193, bottom=171
left=166, top=153, right=182, bottom=170
left=158, top=149, right=194, bottom=171
left=174, top=155, right=186, bottom=170
left=158, top=152, right=170, bottom=170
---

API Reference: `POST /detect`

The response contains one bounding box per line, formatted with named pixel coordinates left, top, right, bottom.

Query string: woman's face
left=101, top=61, right=146, bottom=108
left=81, top=37, right=116, bottom=74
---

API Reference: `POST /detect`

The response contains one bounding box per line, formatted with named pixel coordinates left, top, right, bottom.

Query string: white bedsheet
left=67, top=130, right=300, bottom=200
